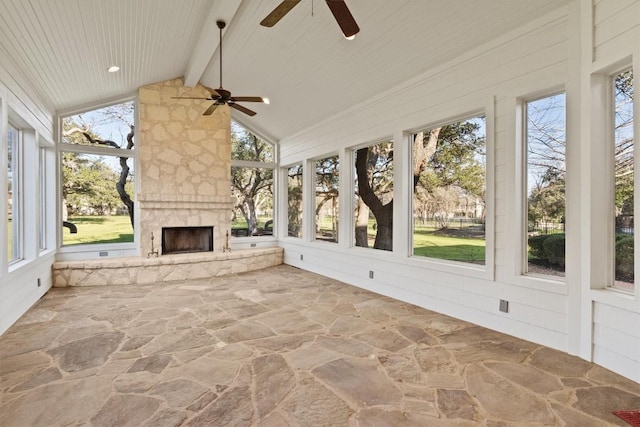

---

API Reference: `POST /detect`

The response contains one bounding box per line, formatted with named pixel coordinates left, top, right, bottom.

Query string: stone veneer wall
left=138, top=78, right=233, bottom=256
left=52, top=248, right=284, bottom=287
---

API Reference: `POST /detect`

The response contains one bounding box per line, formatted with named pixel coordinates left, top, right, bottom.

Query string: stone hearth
left=52, top=247, right=283, bottom=287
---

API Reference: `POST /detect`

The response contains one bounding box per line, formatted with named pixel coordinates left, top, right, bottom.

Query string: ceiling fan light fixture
left=345, top=34, right=356, bottom=40
left=171, top=19, right=267, bottom=117
left=107, top=65, right=120, bottom=73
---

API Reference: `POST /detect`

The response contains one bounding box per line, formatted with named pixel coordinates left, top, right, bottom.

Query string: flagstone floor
left=1, top=264, right=639, bottom=426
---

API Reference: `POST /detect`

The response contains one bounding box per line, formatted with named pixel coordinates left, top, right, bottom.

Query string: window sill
left=590, top=288, right=638, bottom=312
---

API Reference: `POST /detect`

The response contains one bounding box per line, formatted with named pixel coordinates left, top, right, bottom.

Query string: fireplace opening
left=162, top=226, right=214, bottom=255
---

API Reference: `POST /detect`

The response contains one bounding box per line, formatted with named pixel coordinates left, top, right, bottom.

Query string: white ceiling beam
left=183, top=0, right=242, bottom=88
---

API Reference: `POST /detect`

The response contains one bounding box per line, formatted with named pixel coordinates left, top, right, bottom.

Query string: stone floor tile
left=47, top=331, right=124, bottom=372
left=573, top=386, right=640, bottom=425
left=253, top=354, right=296, bottom=417
left=91, top=394, right=162, bottom=427
left=312, top=357, right=403, bottom=406
left=186, top=385, right=253, bottom=427
left=148, top=378, right=209, bottom=408
left=484, top=361, right=564, bottom=394
left=0, top=377, right=112, bottom=427
left=353, top=329, right=412, bottom=352
left=282, top=377, right=353, bottom=426
left=530, top=346, right=594, bottom=378
left=466, top=363, right=556, bottom=424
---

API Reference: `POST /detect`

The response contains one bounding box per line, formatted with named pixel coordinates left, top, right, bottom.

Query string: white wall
left=278, top=2, right=640, bottom=383
left=590, top=0, right=640, bottom=382
left=0, top=45, right=56, bottom=335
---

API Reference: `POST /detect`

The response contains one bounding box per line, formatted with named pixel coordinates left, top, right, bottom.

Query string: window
left=354, top=140, right=393, bottom=251
left=60, top=100, right=135, bottom=247
left=230, top=121, right=275, bottom=237
left=412, top=115, right=486, bottom=264
left=7, top=124, right=20, bottom=262
left=525, top=93, right=566, bottom=278
left=39, top=146, right=47, bottom=251
left=287, top=164, right=303, bottom=238
left=612, top=70, right=634, bottom=291
left=315, top=155, right=339, bottom=243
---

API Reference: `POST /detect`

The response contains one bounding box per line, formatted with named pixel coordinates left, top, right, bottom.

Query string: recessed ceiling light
left=107, top=65, right=120, bottom=73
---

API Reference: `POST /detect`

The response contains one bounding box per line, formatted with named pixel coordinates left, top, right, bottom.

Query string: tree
left=62, top=102, right=135, bottom=227
left=355, top=141, right=393, bottom=250
left=353, top=118, right=486, bottom=250
left=287, top=165, right=303, bottom=237
left=614, top=70, right=634, bottom=222
left=315, top=156, right=340, bottom=241
left=231, top=125, right=273, bottom=235
left=412, top=119, right=486, bottom=226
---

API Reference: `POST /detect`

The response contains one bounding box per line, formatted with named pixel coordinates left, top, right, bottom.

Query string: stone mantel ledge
left=138, top=194, right=235, bottom=210
left=138, top=201, right=234, bottom=210
left=52, top=247, right=283, bottom=287
left=138, top=194, right=234, bottom=203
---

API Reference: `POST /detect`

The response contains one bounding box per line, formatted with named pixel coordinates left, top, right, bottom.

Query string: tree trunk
left=66, top=126, right=135, bottom=228
left=355, top=147, right=393, bottom=251
left=355, top=198, right=370, bottom=247
left=245, top=198, right=258, bottom=235
left=373, top=203, right=393, bottom=250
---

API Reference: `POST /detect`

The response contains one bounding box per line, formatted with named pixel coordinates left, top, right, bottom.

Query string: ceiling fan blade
left=260, top=0, right=301, bottom=27
left=231, top=96, right=267, bottom=103
left=325, top=0, right=359, bottom=38
left=203, top=103, right=218, bottom=116
left=201, top=85, right=221, bottom=97
left=229, top=103, right=257, bottom=117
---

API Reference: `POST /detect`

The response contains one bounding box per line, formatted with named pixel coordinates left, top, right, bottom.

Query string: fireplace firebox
left=162, top=226, right=214, bottom=255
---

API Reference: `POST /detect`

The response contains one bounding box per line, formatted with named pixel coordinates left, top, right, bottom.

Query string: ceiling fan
left=173, top=20, right=268, bottom=117
left=261, top=0, right=359, bottom=39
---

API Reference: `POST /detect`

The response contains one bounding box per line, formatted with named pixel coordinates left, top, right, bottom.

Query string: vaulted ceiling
left=0, top=0, right=571, bottom=141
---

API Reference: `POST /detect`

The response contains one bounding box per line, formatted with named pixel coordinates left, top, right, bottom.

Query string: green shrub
left=542, top=234, right=565, bottom=267
left=528, top=234, right=550, bottom=259
left=615, top=235, right=634, bottom=277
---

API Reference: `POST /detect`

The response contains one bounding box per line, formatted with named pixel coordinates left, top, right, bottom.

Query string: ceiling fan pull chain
left=312, top=0, right=314, bottom=17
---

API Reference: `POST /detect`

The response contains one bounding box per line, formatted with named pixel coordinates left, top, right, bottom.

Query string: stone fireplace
left=138, top=78, right=233, bottom=256
left=51, top=77, right=283, bottom=287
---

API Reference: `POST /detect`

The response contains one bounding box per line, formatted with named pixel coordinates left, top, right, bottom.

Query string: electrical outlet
left=369, top=270, right=374, bottom=279
left=99, top=251, right=108, bottom=257
left=250, top=243, right=256, bottom=247
left=499, top=299, right=509, bottom=313
left=300, top=254, right=304, bottom=261
left=37, top=278, right=41, bottom=287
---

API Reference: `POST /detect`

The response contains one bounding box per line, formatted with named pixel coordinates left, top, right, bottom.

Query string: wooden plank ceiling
left=0, top=0, right=570, bottom=141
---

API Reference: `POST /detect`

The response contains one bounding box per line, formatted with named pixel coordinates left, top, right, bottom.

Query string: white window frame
left=57, top=97, right=138, bottom=258
left=7, top=123, right=22, bottom=264
left=229, top=120, right=277, bottom=243
left=521, top=90, right=567, bottom=282
left=313, top=153, right=340, bottom=244
left=409, top=111, right=490, bottom=272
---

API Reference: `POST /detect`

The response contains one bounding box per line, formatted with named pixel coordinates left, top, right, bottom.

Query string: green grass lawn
left=63, top=215, right=133, bottom=246
left=413, top=225, right=485, bottom=263
left=53, top=215, right=484, bottom=263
